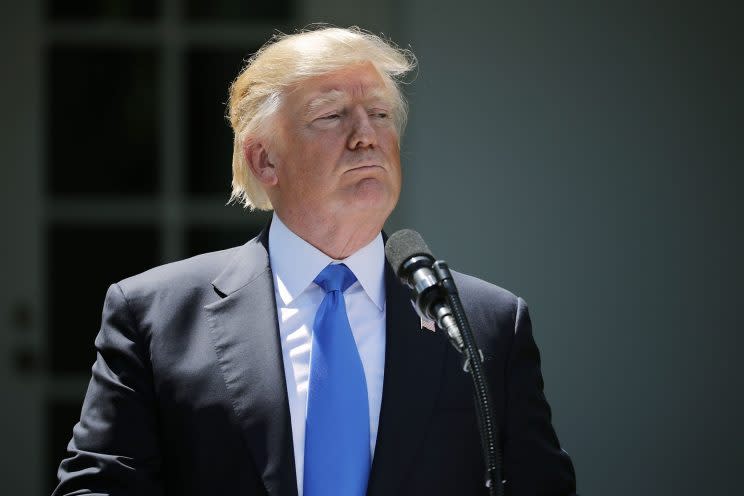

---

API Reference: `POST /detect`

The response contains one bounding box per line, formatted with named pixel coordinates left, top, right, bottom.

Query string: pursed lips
left=345, top=163, right=384, bottom=173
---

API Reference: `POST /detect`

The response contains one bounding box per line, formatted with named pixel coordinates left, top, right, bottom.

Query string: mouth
left=346, top=164, right=384, bottom=173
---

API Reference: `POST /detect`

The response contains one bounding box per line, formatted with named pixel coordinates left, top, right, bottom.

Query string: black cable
left=448, top=291, right=503, bottom=496
left=436, top=261, right=503, bottom=496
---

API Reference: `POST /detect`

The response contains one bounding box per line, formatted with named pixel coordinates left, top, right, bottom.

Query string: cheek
left=387, top=140, right=402, bottom=174
left=382, top=131, right=401, bottom=154
left=278, top=131, right=346, bottom=191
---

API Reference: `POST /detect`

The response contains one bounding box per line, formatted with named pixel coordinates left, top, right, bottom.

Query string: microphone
left=384, top=229, right=464, bottom=349
left=385, top=229, right=504, bottom=496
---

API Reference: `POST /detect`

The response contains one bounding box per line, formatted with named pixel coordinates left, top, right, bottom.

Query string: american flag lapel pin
left=420, top=317, right=436, bottom=332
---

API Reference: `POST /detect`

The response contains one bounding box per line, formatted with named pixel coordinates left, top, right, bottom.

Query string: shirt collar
left=268, top=213, right=385, bottom=310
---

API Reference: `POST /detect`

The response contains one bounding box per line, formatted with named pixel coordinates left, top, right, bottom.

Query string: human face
left=267, top=63, right=402, bottom=230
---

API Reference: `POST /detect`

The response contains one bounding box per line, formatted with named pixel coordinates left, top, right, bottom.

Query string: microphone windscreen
left=385, top=229, right=434, bottom=277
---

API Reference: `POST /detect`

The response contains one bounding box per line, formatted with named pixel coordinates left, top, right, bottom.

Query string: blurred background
left=1, top=0, right=742, bottom=494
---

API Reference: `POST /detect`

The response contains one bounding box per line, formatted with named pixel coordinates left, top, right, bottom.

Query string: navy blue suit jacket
left=54, top=228, right=577, bottom=495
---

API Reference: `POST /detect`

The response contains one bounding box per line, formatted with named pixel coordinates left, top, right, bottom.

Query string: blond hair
left=227, top=26, right=417, bottom=210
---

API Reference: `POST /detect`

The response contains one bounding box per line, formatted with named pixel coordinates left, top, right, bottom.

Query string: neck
left=274, top=210, right=384, bottom=260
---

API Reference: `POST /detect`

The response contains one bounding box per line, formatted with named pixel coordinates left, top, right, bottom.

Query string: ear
left=243, top=138, right=278, bottom=187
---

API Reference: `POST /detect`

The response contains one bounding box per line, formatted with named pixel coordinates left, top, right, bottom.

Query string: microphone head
left=385, top=229, right=434, bottom=278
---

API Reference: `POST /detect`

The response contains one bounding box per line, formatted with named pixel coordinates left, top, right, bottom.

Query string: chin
left=349, top=179, right=397, bottom=210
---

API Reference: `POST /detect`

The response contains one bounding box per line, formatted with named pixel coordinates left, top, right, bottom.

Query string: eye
left=316, top=110, right=343, bottom=121
left=369, top=110, right=390, bottom=119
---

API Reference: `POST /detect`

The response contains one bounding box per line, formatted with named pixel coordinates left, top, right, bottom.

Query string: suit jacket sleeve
left=503, top=297, right=577, bottom=495
left=53, top=283, right=164, bottom=496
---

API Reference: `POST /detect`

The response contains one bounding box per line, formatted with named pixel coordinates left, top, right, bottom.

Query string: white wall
left=394, top=2, right=744, bottom=494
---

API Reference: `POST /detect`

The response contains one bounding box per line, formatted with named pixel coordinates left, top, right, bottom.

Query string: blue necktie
left=304, top=263, right=370, bottom=496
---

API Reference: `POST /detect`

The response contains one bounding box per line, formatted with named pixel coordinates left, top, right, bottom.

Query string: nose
left=347, top=106, right=377, bottom=150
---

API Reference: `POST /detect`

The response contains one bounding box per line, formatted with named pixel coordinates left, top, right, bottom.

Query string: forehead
left=286, top=63, right=394, bottom=109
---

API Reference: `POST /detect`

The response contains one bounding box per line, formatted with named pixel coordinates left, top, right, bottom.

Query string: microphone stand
left=432, top=261, right=504, bottom=496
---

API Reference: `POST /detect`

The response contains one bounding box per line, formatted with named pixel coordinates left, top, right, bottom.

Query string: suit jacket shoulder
left=117, top=246, right=240, bottom=304
left=453, top=270, right=519, bottom=331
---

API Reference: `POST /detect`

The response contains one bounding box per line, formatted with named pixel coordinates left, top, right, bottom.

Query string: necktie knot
left=314, top=263, right=357, bottom=294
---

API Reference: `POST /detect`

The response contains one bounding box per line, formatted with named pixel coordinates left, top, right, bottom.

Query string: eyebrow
left=304, top=88, right=393, bottom=116
left=305, top=90, right=346, bottom=115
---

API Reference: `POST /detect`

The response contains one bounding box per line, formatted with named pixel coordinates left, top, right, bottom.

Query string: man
left=54, top=27, right=577, bottom=495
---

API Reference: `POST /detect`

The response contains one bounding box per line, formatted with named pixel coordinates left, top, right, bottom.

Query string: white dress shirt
left=268, top=214, right=386, bottom=496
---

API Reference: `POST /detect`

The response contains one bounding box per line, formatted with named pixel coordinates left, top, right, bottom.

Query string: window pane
left=47, top=224, right=161, bottom=373
left=47, top=45, right=159, bottom=196
left=46, top=0, right=160, bottom=21
left=185, top=0, right=293, bottom=21
left=185, top=48, right=254, bottom=196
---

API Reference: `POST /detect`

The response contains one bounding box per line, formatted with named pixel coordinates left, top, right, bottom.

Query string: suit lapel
left=366, top=266, right=448, bottom=496
left=204, top=229, right=298, bottom=496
